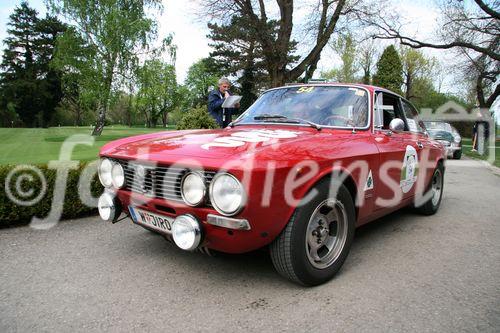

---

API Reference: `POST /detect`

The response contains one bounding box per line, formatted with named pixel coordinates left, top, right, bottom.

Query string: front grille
left=116, top=160, right=216, bottom=203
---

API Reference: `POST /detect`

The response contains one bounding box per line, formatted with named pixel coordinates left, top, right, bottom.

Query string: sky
left=0, top=0, right=497, bottom=119
left=0, top=0, right=447, bottom=83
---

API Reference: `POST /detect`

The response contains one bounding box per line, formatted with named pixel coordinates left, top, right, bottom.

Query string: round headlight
left=209, top=173, right=246, bottom=216
left=98, top=192, right=120, bottom=221
left=172, top=215, right=202, bottom=251
left=453, top=134, right=461, bottom=143
left=98, top=158, right=113, bottom=188
left=111, top=163, right=125, bottom=188
left=181, top=172, right=206, bottom=206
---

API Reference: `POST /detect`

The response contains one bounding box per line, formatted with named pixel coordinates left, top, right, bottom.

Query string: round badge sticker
left=400, top=145, right=418, bottom=193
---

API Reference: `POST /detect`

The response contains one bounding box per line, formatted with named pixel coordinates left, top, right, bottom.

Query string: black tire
left=416, top=164, right=444, bottom=215
left=270, top=179, right=355, bottom=286
left=453, top=150, right=462, bottom=160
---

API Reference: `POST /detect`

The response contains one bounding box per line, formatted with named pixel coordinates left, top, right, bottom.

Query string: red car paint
left=99, top=84, right=445, bottom=254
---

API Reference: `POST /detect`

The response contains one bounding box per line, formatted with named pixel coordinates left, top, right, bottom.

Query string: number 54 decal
left=296, top=86, right=315, bottom=93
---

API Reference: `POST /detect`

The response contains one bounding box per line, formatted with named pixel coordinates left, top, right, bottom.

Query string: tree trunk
left=362, top=69, right=370, bottom=84
left=92, top=107, right=106, bottom=135
left=75, top=107, right=81, bottom=127
left=162, top=111, right=168, bottom=127
left=405, top=74, right=412, bottom=100
left=143, top=109, right=150, bottom=128
left=126, top=95, right=132, bottom=127
left=303, top=53, right=321, bottom=83
left=269, top=65, right=286, bottom=87
left=92, top=60, right=114, bottom=136
left=127, top=82, right=133, bottom=127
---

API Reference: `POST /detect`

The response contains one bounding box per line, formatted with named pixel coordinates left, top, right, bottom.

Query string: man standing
left=208, top=77, right=239, bottom=128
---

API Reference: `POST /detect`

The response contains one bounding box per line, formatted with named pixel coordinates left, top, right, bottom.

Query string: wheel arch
left=303, top=166, right=360, bottom=222
left=320, top=170, right=359, bottom=221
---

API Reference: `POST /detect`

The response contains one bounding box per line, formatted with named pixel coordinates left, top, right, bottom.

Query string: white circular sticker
left=400, top=145, right=419, bottom=193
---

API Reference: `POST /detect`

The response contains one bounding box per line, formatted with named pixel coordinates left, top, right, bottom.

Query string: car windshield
left=424, top=121, right=452, bottom=132
left=236, top=86, right=369, bottom=128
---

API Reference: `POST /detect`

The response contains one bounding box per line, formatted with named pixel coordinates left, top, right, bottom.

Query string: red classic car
left=97, top=84, right=446, bottom=286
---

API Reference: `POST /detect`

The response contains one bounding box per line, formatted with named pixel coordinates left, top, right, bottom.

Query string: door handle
left=417, top=141, right=424, bottom=149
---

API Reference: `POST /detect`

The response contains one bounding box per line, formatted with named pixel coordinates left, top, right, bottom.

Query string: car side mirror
left=389, top=118, right=405, bottom=133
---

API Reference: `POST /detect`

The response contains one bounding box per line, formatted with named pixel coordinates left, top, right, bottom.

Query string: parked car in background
left=424, top=121, right=462, bottom=159
left=97, top=84, right=446, bottom=286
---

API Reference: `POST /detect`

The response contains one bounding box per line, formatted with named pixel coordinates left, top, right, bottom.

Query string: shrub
left=0, top=162, right=103, bottom=227
left=168, top=107, right=184, bottom=126
left=176, top=106, right=218, bottom=130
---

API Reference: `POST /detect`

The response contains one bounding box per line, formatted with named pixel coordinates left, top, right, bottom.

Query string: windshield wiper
left=228, top=114, right=287, bottom=128
left=253, top=114, right=289, bottom=121
left=293, top=117, right=322, bottom=131
left=253, top=114, right=321, bottom=131
left=228, top=118, right=242, bottom=128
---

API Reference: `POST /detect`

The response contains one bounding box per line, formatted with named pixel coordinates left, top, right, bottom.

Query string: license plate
left=128, top=206, right=173, bottom=235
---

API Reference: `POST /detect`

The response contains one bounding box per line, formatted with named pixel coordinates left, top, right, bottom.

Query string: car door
left=399, top=98, right=433, bottom=196
left=372, top=91, right=410, bottom=210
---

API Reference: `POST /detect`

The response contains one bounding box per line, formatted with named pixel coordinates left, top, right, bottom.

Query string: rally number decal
left=201, top=129, right=299, bottom=150
left=400, top=145, right=419, bottom=193
left=296, top=86, right=315, bottom=93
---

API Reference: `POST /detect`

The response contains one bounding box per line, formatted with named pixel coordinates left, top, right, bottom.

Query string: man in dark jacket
left=208, top=77, right=239, bottom=127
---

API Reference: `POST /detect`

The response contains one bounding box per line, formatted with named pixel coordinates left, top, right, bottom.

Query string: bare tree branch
left=288, top=0, right=347, bottom=80
left=378, top=32, right=500, bottom=62
left=473, top=0, right=500, bottom=20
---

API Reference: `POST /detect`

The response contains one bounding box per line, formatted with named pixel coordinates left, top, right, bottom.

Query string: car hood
left=100, top=126, right=332, bottom=162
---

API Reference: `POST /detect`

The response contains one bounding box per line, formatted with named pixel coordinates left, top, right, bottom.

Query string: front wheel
left=270, top=180, right=355, bottom=286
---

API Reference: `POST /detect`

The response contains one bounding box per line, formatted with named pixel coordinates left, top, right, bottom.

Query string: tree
left=52, top=64, right=85, bottom=127
left=463, top=52, right=499, bottom=109
left=0, top=102, right=21, bottom=127
left=198, top=0, right=355, bottom=87
left=52, top=27, right=101, bottom=126
left=207, top=15, right=275, bottom=110
left=373, top=45, right=403, bottom=94
left=35, top=15, right=67, bottom=126
left=0, top=2, right=66, bottom=127
left=108, top=91, right=134, bottom=126
left=0, top=2, right=38, bottom=127
left=374, top=0, right=499, bottom=108
left=399, top=47, right=436, bottom=100
left=321, top=32, right=359, bottom=83
left=359, top=40, right=378, bottom=84
left=135, top=59, right=179, bottom=127
left=47, top=0, right=163, bottom=135
left=184, top=58, right=222, bottom=107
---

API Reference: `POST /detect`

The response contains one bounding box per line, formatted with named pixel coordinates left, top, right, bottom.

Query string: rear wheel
left=416, top=164, right=444, bottom=215
left=270, top=180, right=355, bottom=286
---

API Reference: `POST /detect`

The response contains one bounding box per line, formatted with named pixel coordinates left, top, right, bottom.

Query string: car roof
left=270, top=82, right=402, bottom=98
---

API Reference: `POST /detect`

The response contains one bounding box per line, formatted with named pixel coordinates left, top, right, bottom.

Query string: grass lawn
left=2, top=127, right=499, bottom=168
left=461, top=138, right=500, bottom=168
left=0, top=126, right=173, bottom=165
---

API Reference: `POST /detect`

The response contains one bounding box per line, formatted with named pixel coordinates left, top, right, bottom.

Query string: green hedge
left=176, top=106, right=218, bottom=130
left=0, top=162, right=103, bottom=227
